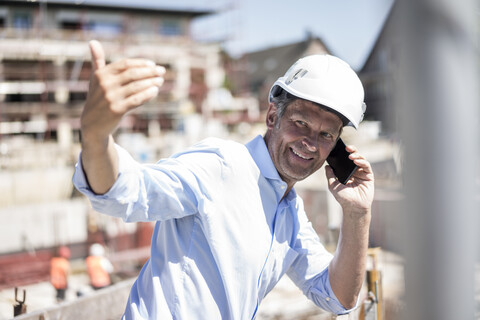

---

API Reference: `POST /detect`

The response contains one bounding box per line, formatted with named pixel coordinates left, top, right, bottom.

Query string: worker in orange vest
left=50, top=246, right=70, bottom=302
left=86, top=243, right=114, bottom=290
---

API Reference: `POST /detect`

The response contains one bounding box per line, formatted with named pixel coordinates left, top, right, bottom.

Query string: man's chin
left=282, top=171, right=311, bottom=184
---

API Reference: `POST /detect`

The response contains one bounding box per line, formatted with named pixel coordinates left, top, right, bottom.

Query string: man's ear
left=266, top=102, right=278, bottom=129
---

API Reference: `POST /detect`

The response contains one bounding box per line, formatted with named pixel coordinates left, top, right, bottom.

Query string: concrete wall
left=0, top=167, right=74, bottom=207
left=14, top=278, right=135, bottom=320
left=0, top=199, right=88, bottom=254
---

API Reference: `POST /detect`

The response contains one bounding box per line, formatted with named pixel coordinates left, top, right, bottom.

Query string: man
left=73, top=40, right=374, bottom=319
left=50, top=246, right=71, bottom=302
left=86, top=243, right=114, bottom=290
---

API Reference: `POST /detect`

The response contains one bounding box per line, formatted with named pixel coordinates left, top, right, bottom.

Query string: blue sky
left=191, top=0, right=395, bottom=70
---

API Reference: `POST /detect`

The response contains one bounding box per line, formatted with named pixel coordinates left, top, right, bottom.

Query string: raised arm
left=80, top=40, right=165, bottom=194
left=325, top=145, right=374, bottom=309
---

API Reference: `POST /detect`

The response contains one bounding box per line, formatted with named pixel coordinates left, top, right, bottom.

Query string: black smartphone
left=326, top=138, right=358, bottom=184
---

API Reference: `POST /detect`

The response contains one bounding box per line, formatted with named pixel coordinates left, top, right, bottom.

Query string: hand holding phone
left=326, top=138, right=358, bottom=184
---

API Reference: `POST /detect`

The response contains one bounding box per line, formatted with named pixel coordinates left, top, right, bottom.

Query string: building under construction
left=0, top=0, right=232, bottom=295
left=0, top=0, right=228, bottom=140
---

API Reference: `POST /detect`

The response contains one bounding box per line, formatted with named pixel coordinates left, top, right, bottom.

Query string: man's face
left=265, top=99, right=343, bottom=187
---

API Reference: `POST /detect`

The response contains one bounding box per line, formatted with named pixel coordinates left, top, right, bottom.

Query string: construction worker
left=73, top=40, right=374, bottom=319
left=49, top=245, right=70, bottom=302
left=86, top=243, right=113, bottom=290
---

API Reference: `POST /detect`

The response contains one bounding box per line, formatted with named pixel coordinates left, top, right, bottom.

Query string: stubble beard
left=278, top=146, right=319, bottom=184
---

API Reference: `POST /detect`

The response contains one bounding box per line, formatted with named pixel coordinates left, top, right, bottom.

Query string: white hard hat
left=269, top=54, right=366, bottom=129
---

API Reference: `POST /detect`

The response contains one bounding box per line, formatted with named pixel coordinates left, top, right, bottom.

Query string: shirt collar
left=246, top=135, right=297, bottom=203
left=245, top=135, right=280, bottom=181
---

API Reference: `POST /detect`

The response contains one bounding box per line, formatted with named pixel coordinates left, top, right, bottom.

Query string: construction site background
left=0, top=0, right=479, bottom=319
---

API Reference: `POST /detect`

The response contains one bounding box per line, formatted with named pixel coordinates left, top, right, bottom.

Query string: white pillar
left=54, top=56, right=69, bottom=104
left=0, top=56, right=4, bottom=103
left=57, top=121, right=72, bottom=149
left=397, top=0, right=479, bottom=319
left=173, top=56, right=190, bottom=101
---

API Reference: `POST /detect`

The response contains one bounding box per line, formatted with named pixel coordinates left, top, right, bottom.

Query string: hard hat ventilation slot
left=285, top=68, right=308, bottom=85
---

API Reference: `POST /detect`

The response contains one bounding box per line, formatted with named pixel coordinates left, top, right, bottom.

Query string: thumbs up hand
left=81, top=40, right=165, bottom=142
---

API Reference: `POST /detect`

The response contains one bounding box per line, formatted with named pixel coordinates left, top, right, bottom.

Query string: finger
left=325, top=165, right=341, bottom=186
left=352, top=166, right=372, bottom=178
left=351, top=163, right=375, bottom=183
left=116, top=65, right=166, bottom=86
left=118, top=86, right=159, bottom=111
left=108, top=59, right=163, bottom=75
left=89, top=40, right=106, bottom=70
left=122, top=77, right=164, bottom=98
left=352, top=158, right=372, bottom=171
left=345, top=145, right=357, bottom=153
left=348, top=149, right=369, bottom=161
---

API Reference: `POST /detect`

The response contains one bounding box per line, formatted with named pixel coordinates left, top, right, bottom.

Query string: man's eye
left=296, top=120, right=307, bottom=127
left=321, top=132, right=333, bottom=139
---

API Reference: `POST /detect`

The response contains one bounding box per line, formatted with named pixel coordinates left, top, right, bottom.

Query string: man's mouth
left=291, top=148, right=313, bottom=160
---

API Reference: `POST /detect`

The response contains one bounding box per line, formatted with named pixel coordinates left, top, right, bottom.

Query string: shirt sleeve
left=72, top=143, right=203, bottom=222
left=286, top=200, right=358, bottom=315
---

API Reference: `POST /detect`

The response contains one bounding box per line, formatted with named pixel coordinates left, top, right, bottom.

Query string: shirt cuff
left=323, top=268, right=361, bottom=315
left=72, top=143, right=136, bottom=200
left=307, top=268, right=360, bottom=315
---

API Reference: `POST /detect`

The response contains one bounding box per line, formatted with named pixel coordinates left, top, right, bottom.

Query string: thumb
left=89, top=40, right=106, bottom=70
left=325, top=165, right=338, bottom=187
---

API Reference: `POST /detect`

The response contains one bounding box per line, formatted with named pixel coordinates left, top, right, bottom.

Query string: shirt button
left=325, top=297, right=330, bottom=302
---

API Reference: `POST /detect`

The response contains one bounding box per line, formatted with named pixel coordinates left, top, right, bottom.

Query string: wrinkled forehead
left=287, top=99, right=345, bottom=128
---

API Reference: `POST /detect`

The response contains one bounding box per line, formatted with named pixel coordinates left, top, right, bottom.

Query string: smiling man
left=265, top=98, right=343, bottom=191
left=73, top=41, right=374, bottom=319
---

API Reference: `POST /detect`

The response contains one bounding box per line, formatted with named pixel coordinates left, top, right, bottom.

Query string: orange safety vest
left=86, top=256, right=111, bottom=288
left=50, top=257, right=69, bottom=289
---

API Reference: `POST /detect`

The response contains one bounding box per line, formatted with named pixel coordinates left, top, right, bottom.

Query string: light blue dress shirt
left=73, top=135, right=350, bottom=319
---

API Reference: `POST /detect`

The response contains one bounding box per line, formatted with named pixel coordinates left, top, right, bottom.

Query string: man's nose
left=302, top=137, right=318, bottom=152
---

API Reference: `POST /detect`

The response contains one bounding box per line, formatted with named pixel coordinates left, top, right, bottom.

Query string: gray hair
left=270, top=89, right=298, bottom=124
